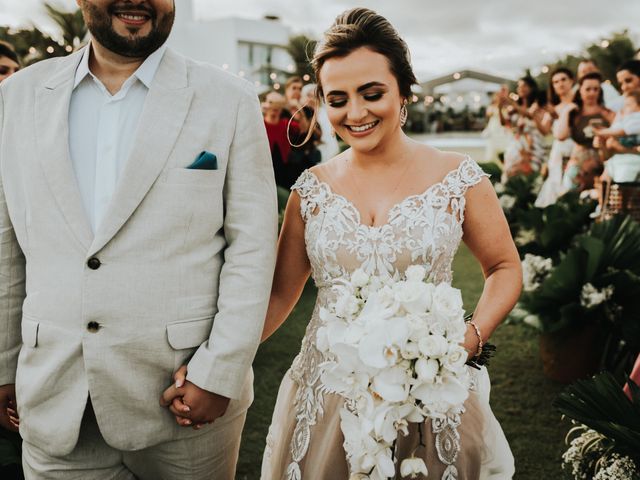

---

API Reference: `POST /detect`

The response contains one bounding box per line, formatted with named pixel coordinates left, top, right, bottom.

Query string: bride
left=260, top=8, right=521, bottom=479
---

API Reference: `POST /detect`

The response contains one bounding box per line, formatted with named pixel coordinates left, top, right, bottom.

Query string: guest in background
left=557, top=72, right=615, bottom=192
left=598, top=60, right=640, bottom=185
left=281, top=76, right=304, bottom=119
left=502, top=76, right=546, bottom=178
left=577, top=59, right=624, bottom=112
left=301, top=83, right=340, bottom=162
left=0, top=41, right=19, bottom=83
left=535, top=67, right=576, bottom=207
left=263, top=91, right=300, bottom=188
left=482, top=84, right=511, bottom=164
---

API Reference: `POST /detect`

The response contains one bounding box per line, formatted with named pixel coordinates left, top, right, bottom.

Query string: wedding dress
left=261, top=157, right=515, bottom=480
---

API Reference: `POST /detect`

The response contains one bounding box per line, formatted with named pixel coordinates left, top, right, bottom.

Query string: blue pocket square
left=187, top=151, right=218, bottom=170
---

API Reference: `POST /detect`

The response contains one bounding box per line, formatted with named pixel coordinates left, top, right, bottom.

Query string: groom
left=0, top=0, right=277, bottom=478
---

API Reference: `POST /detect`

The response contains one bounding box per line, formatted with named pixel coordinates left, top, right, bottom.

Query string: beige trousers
left=22, top=400, right=248, bottom=480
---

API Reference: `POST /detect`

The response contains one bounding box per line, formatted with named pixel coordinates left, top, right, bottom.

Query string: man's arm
left=0, top=87, right=27, bottom=431
left=186, top=85, right=278, bottom=400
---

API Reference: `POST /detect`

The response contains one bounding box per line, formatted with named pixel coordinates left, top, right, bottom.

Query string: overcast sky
left=0, top=0, right=637, bottom=80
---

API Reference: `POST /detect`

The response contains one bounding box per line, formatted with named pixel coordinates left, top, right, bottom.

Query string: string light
left=65, top=45, right=73, bottom=52
left=453, top=72, right=461, bottom=80
left=601, top=40, right=610, bottom=48
left=541, top=66, right=550, bottom=74
left=273, top=83, right=281, bottom=90
left=269, top=72, right=277, bottom=80
left=46, top=46, right=54, bottom=54
left=303, top=74, right=311, bottom=82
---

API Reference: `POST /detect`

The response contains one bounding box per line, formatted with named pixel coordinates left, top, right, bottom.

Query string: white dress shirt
left=69, top=42, right=167, bottom=232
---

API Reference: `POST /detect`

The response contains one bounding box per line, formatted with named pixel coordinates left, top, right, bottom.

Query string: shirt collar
left=73, top=41, right=168, bottom=90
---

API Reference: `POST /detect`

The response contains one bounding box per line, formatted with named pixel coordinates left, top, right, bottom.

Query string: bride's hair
left=290, top=8, right=417, bottom=147
left=313, top=8, right=417, bottom=100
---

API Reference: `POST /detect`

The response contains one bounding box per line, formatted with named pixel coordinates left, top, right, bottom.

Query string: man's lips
left=113, top=11, right=152, bottom=26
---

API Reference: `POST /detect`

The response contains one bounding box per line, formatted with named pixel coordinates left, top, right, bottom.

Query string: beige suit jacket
left=0, top=47, right=277, bottom=456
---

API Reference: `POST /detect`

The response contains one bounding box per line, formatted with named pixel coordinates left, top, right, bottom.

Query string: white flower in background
left=514, top=228, right=537, bottom=247
left=580, top=283, right=614, bottom=309
left=521, top=253, right=553, bottom=292
left=593, top=454, right=640, bottom=480
left=499, top=194, right=516, bottom=210
left=494, top=182, right=506, bottom=194
left=533, top=174, right=544, bottom=194
left=400, top=457, right=429, bottom=478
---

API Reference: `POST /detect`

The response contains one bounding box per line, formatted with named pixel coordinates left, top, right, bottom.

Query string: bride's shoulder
left=413, top=143, right=473, bottom=175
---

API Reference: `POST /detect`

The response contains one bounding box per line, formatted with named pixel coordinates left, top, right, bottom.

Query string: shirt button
left=87, top=258, right=101, bottom=270
left=87, top=321, right=101, bottom=333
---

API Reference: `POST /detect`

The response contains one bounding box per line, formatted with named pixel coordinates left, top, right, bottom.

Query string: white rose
left=431, top=283, right=464, bottom=321
left=418, top=334, right=449, bottom=358
left=405, top=265, right=427, bottom=282
left=351, top=269, right=370, bottom=288
left=442, top=344, right=468, bottom=372
left=445, top=319, right=467, bottom=343
left=394, top=281, right=433, bottom=314
left=335, top=293, right=360, bottom=318
left=415, top=357, right=439, bottom=383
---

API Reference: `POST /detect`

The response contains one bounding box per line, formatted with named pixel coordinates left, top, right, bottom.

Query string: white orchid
left=418, top=334, right=449, bottom=358
left=400, top=457, right=429, bottom=478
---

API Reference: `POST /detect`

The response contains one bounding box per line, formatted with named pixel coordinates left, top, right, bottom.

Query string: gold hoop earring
left=400, top=103, right=408, bottom=127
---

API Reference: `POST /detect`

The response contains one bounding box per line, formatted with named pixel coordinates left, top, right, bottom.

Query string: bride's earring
left=400, top=101, right=408, bottom=127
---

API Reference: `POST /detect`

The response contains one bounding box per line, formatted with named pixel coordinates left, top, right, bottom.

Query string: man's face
left=0, top=56, right=19, bottom=83
left=77, top=0, right=175, bottom=58
left=577, top=61, right=599, bottom=80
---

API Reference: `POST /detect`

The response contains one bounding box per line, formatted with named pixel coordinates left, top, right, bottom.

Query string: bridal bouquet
left=316, top=266, right=472, bottom=479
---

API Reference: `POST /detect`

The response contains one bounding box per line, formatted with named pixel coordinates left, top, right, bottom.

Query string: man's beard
left=82, top=1, right=175, bottom=58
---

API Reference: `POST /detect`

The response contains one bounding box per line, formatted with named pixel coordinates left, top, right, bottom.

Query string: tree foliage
left=286, top=34, right=317, bottom=80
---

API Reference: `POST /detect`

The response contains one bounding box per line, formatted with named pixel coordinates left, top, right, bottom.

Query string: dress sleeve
left=291, top=170, right=325, bottom=223
left=448, top=156, right=490, bottom=198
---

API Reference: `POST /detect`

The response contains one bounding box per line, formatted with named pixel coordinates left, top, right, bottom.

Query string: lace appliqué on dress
left=283, top=158, right=488, bottom=480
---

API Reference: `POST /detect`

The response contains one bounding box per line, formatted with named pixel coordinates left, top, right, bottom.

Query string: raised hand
left=160, top=366, right=230, bottom=430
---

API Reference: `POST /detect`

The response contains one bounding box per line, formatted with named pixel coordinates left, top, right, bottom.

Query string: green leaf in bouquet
left=554, top=373, right=640, bottom=454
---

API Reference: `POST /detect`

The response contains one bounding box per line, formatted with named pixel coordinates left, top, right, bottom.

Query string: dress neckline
left=303, top=156, right=474, bottom=230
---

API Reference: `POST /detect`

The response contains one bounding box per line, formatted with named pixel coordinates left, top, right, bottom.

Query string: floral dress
left=261, top=157, right=514, bottom=480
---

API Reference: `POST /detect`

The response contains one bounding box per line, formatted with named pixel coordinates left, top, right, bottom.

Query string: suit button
left=87, top=321, right=101, bottom=333
left=87, top=258, right=101, bottom=270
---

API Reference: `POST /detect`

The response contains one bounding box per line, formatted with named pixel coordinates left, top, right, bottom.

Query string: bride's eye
left=328, top=99, right=347, bottom=108
left=364, top=93, right=383, bottom=101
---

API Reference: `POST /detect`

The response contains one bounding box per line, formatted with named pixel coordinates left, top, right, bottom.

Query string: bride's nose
left=346, top=99, right=368, bottom=123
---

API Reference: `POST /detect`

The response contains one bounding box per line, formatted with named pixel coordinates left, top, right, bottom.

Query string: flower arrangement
left=512, top=215, right=640, bottom=345
left=555, top=373, right=640, bottom=480
left=316, top=266, right=472, bottom=479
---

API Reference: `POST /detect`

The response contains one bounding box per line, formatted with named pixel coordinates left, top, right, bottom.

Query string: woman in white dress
left=535, top=67, right=576, bottom=207
left=260, top=8, right=522, bottom=479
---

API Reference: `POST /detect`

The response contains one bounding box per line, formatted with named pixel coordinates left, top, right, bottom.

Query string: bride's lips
left=345, top=120, right=380, bottom=138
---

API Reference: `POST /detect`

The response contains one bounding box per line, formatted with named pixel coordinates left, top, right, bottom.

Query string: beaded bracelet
left=467, top=321, right=484, bottom=358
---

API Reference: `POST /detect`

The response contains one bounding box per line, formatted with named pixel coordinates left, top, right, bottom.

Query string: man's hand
left=160, top=366, right=230, bottom=430
left=0, top=384, right=19, bottom=432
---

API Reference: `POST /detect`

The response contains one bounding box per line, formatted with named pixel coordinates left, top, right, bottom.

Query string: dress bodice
left=292, top=156, right=488, bottom=290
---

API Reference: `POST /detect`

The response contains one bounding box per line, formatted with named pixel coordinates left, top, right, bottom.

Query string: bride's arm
left=461, top=178, right=522, bottom=355
left=261, top=191, right=312, bottom=342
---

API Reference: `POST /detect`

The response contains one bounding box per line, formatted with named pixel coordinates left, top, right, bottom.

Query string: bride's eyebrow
left=326, top=82, right=388, bottom=96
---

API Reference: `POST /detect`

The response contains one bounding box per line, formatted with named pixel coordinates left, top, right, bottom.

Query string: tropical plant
left=514, top=215, right=640, bottom=345
left=286, top=34, right=317, bottom=80
left=554, top=373, right=640, bottom=479
left=44, top=2, right=87, bottom=49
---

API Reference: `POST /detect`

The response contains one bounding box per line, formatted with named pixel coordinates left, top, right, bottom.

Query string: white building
left=168, top=0, right=295, bottom=90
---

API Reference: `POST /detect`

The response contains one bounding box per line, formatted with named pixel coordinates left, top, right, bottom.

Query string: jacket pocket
left=166, top=317, right=214, bottom=350
left=21, top=318, right=39, bottom=348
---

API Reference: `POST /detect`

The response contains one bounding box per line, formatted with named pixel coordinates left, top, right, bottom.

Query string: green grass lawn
left=237, top=245, right=569, bottom=479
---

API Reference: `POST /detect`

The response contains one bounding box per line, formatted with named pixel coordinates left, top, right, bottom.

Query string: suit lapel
left=35, top=49, right=94, bottom=251
left=88, top=49, right=194, bottom=257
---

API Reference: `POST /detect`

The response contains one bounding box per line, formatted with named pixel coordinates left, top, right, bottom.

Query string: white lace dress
left=261, top=157, right=514, bottom=480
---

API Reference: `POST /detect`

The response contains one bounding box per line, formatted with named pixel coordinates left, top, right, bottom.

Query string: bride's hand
left=160, top=365, right=209, bottom=429
left=462, top=323, right=482, bottom=361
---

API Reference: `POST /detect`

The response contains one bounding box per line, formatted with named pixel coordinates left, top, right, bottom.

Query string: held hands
left=0, top=384, right=19, bottom=432
left=160, top=366, right=230, bottom=430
